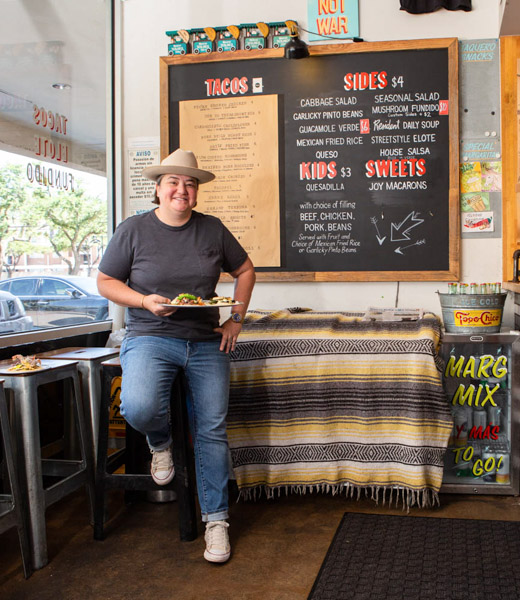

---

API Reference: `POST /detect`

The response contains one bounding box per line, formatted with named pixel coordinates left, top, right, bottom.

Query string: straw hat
left=141, top=148, right=215, bottom=184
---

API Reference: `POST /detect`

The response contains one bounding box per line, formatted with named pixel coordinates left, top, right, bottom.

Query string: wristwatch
left=230, top=312, right=244, bottom=324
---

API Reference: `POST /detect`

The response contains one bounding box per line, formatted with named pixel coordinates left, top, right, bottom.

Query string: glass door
left=441, top=332, right=520, bottom=495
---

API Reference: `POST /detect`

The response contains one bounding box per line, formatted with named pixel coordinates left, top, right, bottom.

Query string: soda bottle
left=459, top=283, right=468, bottom=295
left=454, top=410, right=468, bottom=447
left=482, top=448, right=496, bottom=482
left=496, top=453, right=510, bottom=484
left=487, top=405, right=501, bottom=429
left=469, top=283, right=478, bottom=294
left=448, top=283, right=458, bottom=294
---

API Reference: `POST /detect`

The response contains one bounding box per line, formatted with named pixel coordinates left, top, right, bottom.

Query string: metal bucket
left=437, top=292, right=507, bottom=333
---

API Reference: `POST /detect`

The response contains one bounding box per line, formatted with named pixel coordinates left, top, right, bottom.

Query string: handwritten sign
left=161, top=39, right=459, bottom=281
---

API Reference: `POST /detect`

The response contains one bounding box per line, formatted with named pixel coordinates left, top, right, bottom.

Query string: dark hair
left=151, top=175, right=163, bottom=205
left=152, top=174, right=199, bottom=204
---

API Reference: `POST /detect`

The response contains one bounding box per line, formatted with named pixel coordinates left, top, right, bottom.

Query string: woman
left=97, top=148, right=255, bottom=563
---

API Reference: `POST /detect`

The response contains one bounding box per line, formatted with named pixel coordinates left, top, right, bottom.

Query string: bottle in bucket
left=479, top=283, right=488, bottom=294
left=448, top=283, right=458, bottom=294
left=459, top=283, right=468, bottom=295
left=469, top=283, right=478, bottom=294
left=495, top=282, right=502, bottom=294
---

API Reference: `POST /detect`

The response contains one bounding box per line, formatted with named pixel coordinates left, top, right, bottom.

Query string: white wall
left=121, top=0, right=512, bottom=326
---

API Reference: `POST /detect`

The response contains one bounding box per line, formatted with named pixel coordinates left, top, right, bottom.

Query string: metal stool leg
left=87, top=364, right=102, bottom=461
left=171, top=377, right=198, bottom=541
left=94, top=366, right=112, bottom=540
left=70, top=370, right=96, bottom=525
left=63, top=378, right=80, bottom=459
left=124, top=423, right=148, bottom=505
left=16, top=377, right=48, bottom=569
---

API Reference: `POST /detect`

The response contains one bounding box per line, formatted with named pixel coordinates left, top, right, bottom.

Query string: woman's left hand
left=214, top=319, right=242, bottom=353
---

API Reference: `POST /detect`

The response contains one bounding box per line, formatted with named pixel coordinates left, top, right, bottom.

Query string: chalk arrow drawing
left=391, top=211, right=424, bottom=242
left=395, top=239, right=426, bottom=255
left=370, top=216, right=386, bottom=245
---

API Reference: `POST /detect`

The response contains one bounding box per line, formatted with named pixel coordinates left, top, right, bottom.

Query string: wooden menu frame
left=160, top=38, right=459, bottom=282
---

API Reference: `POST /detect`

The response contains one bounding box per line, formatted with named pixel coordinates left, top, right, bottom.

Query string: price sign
left=391, top=75, right=404, bottom=88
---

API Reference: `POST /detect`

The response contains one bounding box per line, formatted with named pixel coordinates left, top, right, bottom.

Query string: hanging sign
left=127, top=137, right=160, bottom=215
left=307, top=0, right=359, bottom=42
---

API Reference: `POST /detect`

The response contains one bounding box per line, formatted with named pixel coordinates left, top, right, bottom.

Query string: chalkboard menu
left=160, top=39, right=459, bottom=281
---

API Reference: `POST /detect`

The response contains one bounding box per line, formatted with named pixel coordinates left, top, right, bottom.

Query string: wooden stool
left=37, top=347, right=120, bottom=460
left=94, top=357, right=198, bottom=542
left=0, top=359, right=95, bottom=570
left=0, top=380, right=32, bottom=578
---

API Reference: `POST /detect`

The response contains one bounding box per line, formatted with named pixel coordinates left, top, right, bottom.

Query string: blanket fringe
left=237, top=483, right=440, bottom=510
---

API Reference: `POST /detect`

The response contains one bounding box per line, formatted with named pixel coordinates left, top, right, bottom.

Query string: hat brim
left=141, top=164, right=215, bottom=184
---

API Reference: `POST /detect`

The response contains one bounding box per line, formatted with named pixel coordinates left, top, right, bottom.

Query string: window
left=0, top=1, right=112, bottom=337
left=8, top=279, right=38, bottom=296
left=6, top=300, right=17, bottom=318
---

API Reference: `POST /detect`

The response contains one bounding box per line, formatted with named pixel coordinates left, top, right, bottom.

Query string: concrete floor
left=2, top=488, right=520, bottom=600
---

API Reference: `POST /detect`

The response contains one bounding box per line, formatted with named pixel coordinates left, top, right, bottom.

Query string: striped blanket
left=228, top=308, right=453, bottom=508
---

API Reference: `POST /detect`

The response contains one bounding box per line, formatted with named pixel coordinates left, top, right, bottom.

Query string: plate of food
left=159, top=293, right=243, bottom=308
left=202, top=296, right=244, bottom=307
left=3, top=354, right=45, bottom=373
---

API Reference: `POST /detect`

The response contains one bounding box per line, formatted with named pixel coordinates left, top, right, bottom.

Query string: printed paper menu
left=179, top=95, right=280, bottom=267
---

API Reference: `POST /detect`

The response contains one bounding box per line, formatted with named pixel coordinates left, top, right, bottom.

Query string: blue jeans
left=119, top=335, right=231, bottom=522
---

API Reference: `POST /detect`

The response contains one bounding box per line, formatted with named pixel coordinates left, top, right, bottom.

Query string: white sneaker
left=150, top=446, right=174, bottom=485
left=204, top=520, right=230, bottom=563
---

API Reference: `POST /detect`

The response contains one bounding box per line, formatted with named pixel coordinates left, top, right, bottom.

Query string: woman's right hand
left=142, top=294, right=178, bottom=316
left=96, top=273, right=178, bottom=317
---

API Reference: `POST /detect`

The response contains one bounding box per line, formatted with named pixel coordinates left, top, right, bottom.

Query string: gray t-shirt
left=99, top=209, right=248, bottom=340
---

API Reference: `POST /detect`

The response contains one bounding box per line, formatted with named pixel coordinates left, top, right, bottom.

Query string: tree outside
left=0, top=162, right=107, bottom=277
left=0, top=164, right=27, bottom=271
left=31, top=185, right=107, bottom=275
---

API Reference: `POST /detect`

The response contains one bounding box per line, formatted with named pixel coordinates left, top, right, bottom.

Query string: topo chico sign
left=161, top=38, right=459, bottom=281
left=454, top=309, right=502, bottom=328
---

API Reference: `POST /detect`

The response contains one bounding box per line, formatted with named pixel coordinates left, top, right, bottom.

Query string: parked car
left=0, top=290, right=34, bottom=333
left=0, top=276, right=109, bottom=328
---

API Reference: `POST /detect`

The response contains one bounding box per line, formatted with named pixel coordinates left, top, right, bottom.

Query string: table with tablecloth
left=228, top=308, right=453, bottom=508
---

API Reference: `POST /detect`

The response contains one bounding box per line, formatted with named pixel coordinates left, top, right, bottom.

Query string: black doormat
left=308, top=513, right=520, bottom=600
